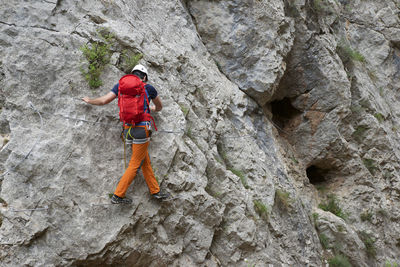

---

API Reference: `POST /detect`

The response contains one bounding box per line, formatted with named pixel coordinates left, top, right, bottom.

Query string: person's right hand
left=82, top=97, right=91, bottom=104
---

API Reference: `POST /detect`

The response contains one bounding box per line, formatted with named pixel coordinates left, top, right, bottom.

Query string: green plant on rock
left=359, top=231, right=377, bottom=258
left=275, top=189, right=292, bottom=210
left=312, top=212, right=319, bottom=224
left=120, top=50, right=143, bottom=74
left=316, top=184, right=328, bottom=193
left=179, top=104, right=189, bottom=117
left=350, top=104, right=364, bottom=115
left=229, top=167, right=249, bottom=189
left=214, top=59, right=223, bottom=73
left=360, top=211, right=373, bottom=222
left=186, top=126, right=193, bottom=139
left=377, top=208, right=388, bottom=218
left=337, top=40, right=366, bottom=63
left=253, top=200, right=268, bottom=220
left=214, top=155, right=223, bottom=164
left=312, top=0, right=335, bottom=14
left=319, top=233, right=329, bottom=249
left=385, top=261, right=399, bottom=267
left=351, top=125, right=368, bottom=143
left=290, top=155, right=299, bottom=164
left=362, top=158, right=378, bottom=175
left=285, top=0, right=301, bottom=18
left=80, top=28, right=114, bottom=88
left=374, top=113, right=385, bottom=123
left=318, top=194, right=347, bottom=220
left=205, top=184, right=222, bottom=199
left=328, top=254, right=352, bottom=267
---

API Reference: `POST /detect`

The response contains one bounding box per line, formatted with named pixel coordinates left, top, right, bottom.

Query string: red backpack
left=117, top=74, right=157, bottom=130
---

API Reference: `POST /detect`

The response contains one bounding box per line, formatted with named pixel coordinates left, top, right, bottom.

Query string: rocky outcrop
left=0, top=0, right=399, bottom=266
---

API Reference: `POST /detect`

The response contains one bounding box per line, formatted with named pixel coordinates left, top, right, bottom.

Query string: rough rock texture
left=0, top=0, right=400, bottom=266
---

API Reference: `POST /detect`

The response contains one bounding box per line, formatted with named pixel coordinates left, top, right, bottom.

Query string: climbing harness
left=120, top=123, right=152, bottom=169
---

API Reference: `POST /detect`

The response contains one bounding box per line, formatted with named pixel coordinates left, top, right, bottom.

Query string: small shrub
left=374, top=113, right=385, bottom=123
left=328, top=254, right=352, bottom=267
left=359, top=231, right=377, bottom=258
left=316, top=184, right=328, bottom=193
left=352, top=125, right=368, bottom=142
left=179, top=104, right=189, bottom=117
left=80, top=28, right=114, bottom=88
left=216, top=143, right=228, bottom=163
left=385, top=261, right=399, bottom=267
left=205, top=184, right=222, bottom=199
left=312, top=0, right=335, bottom=14
left=318, top=194, right=347, bottom=220
left=332, top=242, right=344, bottom=254
left=290, top=155, right=299, bottom=164
left=319, top=233, right=329, bottom=249
left=337, top=41, right=366, bottom=63
left=285, top=0, right=301, bottom=17
left=214, top=155, right=223, bottom=164
left=359, top=99, right=371, bottom=109
left=229, top=168, right=249, bottom=189
left=350, top=104, right=364, bottom=115
left=312, top=212, right=319, bottom=223
left=186, top=127, right=193, bottom=139
left=360, top=211, right=373, bottom=222
left=253, top=200, right=268, bottom=219
left=214, top=59, right=223, bottom=73
left=120, top=51, right=143, bottom=74
left=377, top=208, right=388, bottom=218
left=362, top=158, right=378, bottom=175
left=275, top=189, right=292, bottom=210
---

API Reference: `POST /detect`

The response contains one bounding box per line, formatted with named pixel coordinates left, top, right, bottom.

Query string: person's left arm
left=82, top=92, right=117, bottom=105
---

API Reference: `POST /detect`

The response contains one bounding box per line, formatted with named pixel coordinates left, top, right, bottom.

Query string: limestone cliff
left=1, top=0, right=399, bottom=266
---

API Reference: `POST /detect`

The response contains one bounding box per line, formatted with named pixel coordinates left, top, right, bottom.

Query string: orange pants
left=114, top=127, right=160, bottom=197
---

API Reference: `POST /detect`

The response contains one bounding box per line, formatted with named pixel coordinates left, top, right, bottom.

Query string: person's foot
left=152, top=190, right=170, bottom=200
left=111, top=194, right=132, bottom=204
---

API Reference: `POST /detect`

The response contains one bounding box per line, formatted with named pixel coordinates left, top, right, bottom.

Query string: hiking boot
left=111, top=194, right=132, bottom=204
left=152, top=190, right=170, bottom=200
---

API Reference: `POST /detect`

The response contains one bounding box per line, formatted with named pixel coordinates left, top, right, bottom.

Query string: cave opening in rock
left=306, top=165, right=329, bottom=185
left=270, top=97, right=302, bottom=132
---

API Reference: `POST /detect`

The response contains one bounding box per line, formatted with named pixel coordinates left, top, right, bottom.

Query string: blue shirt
left=111, top=83, right=158, bottom=101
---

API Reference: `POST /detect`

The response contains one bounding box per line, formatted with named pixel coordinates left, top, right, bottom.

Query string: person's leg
left=141, top=150, right=160, bottom=195
left=114, top=142, right=149, bottom=197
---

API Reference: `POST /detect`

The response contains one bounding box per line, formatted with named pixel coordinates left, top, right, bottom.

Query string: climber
left=82, top=64, right=169, bottom=204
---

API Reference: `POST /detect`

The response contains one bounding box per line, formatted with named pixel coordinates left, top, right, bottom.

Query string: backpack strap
left=143, top=87, right=158, bottom=131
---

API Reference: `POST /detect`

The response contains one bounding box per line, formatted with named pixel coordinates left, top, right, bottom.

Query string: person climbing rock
left=82, top=64, right=169, bottom=204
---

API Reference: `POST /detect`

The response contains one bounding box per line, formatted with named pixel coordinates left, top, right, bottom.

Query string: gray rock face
left=188, top=0, right=295, bottom=106
left=0, top=0, right=399, bottom=266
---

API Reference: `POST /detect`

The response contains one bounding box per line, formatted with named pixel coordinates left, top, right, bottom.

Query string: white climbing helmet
left=131, top=64, right=148, bottom=76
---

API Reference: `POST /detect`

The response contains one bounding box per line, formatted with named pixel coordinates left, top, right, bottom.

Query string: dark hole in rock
left=306, top=165, right=329, bottom=185
left=270, top=97, right=302, bottom=132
